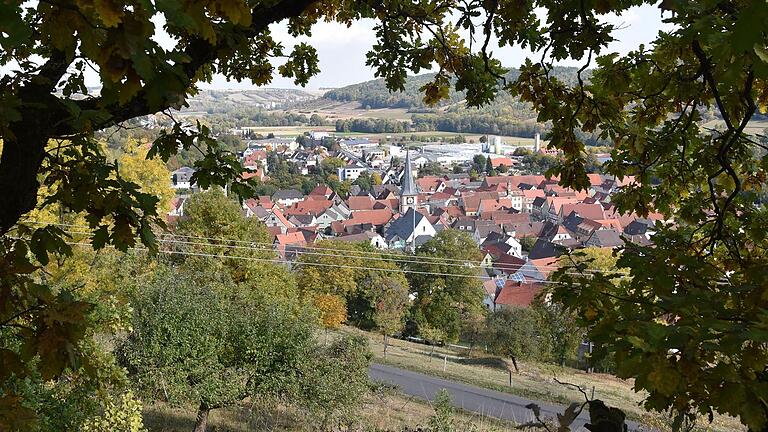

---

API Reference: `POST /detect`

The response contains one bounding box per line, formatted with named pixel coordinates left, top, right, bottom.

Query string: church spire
left=401, top=150, right=417, bottom=196
left=399, top=149, right=419, bottom=214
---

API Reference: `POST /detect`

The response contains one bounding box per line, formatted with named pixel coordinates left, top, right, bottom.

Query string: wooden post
left=508, top=369, right=512, bottom=387
left=443, top=354, right=447, bottom=372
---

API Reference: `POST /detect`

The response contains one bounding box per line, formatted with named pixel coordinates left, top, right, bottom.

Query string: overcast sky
left=1, top=4, right=672, bottom=91
left=203, top=3, right=673, bottom=90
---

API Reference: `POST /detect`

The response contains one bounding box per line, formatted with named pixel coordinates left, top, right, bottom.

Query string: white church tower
left=399, top=150, right=419, bottom=214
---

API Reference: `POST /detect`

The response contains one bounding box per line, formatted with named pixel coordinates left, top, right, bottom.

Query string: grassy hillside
left=343, top=327, right=745, bottom=432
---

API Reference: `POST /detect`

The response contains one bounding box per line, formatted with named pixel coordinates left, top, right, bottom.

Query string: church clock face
left=406, top=196, right=415, bottom=205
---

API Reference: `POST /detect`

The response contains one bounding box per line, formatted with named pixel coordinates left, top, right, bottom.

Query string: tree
left=483, top=307, right=547, bottom=372
left=406, top=230, right=485, bottom=342
left=298, top=335, right=372, bottom=428
left=372, top=276, right=410, bottom=356
left=116, top=139, right=175, bottom=215
left=309, top=114, right=325, bottom=126
left=175, top=189, right=297, bottom=298
left=117, top=266, right=316, bottom=432
left=472, top=154, right=487, bottom=173
left=313, top=293, right=347, bottom=344
left=513, top=147, right=531, bottom=156
left=352, top=171, right=373, bottom=192
left=370, top=172, right=383, bottom=186
left=533, top=301, right=584, bottom=367
left=485, top=157, right=494, bottom=173
left=419, top=325, right=447, bottom=360
left=418, top=161, right=446, bottom=177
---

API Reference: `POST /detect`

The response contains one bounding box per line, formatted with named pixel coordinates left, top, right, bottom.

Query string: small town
left=1, top=2, right=764, bottom=432
left=169, top=131, right=655, bottom=311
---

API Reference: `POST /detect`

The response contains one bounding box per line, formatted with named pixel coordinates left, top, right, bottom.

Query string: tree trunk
left=0, top=114, right=52, bottom=234
left=193, top=402, right=210, bottom=432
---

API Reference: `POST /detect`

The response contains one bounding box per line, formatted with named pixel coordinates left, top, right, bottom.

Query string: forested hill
left=323, top=67, right=583, bottom=110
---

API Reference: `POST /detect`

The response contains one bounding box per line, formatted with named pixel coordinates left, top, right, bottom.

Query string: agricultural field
left=286, top=99, right=415, bottom=121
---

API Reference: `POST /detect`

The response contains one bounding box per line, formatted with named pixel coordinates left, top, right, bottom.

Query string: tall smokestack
left=534, top=133, right=541, bottom=152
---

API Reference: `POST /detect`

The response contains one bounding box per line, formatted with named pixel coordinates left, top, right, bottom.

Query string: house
left=527, top=239, right=563, bottom=260
left=168, top=196, right=186, bottom=217
left=171, top=166, right=195, bottom=189
left=491, top=254, right=526, bottom=277
left=288, top=214, right=317, bottom=227
left=346, top=209, right=394, bottom=229
left=315, top=206, right=347, bottom=230
left=585, top=228, right=624, bottom=248
left=273, top=231, right=306, bottom=259
left=337, top=163, right=368, bottom=181
left=384, top=208, right=436, bottom=249
left=284, top=199, right=333, bottom=218
left=557, top=203, right=605, bottom=223
left=472, top=220, right=508, bottom=244
left=347, top=195, right=375, bottom=212
left=336, top=231, right=388, bottom=249
left=243, top=199, right=273, bottom=219
left=416, top=176, right=446, bottom=194
left=493, top=281, right=544, bottom=309
left=308, top=184, right=335, bottom=199
left=488, top=156, right=516, bottom=169
left=263, top=208, right=294, bottom=234
left=272, top=189, right=304, bottom=206
left=482, top=279, right=505, bottom=310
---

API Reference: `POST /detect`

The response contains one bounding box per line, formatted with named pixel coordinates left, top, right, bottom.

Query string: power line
left=48, top=226, right=630, bottom=276
left=24, top=220, right=628, bottom=275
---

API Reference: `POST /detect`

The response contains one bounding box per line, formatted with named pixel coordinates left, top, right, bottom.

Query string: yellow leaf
left=92, top=0, right=124, bottom=27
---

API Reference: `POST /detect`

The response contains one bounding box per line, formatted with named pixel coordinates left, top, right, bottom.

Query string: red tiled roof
left=284, top=199, right=333, bottom=217
left=587, top=173, right=603, bottom=186
left=560, top=203, right=606, bottom=220
left=495, top=282, right=543, bottom=308
left=266, top=226, right=283, bottom=238
left=275, top=231, right=306, bottom=245
left=462, top=191, right=500, bottom=213
left=347, top=195, right=375, bottom=211
left=309, top=184, right=333, bottom=197
left=348, top=209, right=394, bottom=227
left=492, top=254, right=526, bottom=275
left=529, top=257, right=559, bottom=279
left=489, top=157, right=515, bottom=168
left=416, top=176, right=443, bottom=193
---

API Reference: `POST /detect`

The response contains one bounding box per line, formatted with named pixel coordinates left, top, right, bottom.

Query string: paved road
left=370, top=363, right=641, bottom=431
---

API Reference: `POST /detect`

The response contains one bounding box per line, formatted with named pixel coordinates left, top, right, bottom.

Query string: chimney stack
left=534, top=133, right=541, bottom=152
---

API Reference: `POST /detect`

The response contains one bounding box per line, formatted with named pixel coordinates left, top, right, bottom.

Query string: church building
left=399, top=150, right=420, bottom=214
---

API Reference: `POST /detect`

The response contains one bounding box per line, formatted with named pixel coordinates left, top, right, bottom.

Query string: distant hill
left=184, top=88, right=324, bottom=113
left=322, top=67, right=583, bottom=111
left=304, top=68, right=585, bottom=138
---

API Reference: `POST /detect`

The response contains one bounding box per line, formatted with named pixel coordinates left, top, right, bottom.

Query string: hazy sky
left=1, top=4, right=672, bottom=91
left=204, top=3, right=673, bottom=90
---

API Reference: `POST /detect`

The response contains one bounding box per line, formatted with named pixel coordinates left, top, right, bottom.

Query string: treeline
left=334, top=114, right=543, bottom=138
left=411, top=114, right=541, bottom=137
left=324, top=67, right=583, bottom=110
left=324, top=73, right=465, bottom=109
